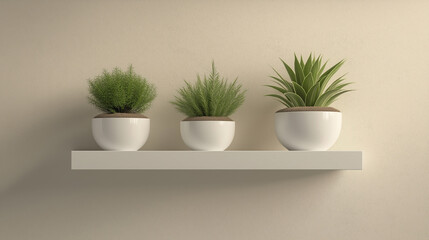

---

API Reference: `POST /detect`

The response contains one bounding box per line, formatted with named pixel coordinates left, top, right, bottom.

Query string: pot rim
left=182, top=116, right=233, bottom=121
left=276, top=107, right=340, bottom=113
left=94, top=113, right=148, bottom=119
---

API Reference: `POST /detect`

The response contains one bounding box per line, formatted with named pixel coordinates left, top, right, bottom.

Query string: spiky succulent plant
left=171, top=62, right=246, bottom=117
left=266, top=54, right=353, bottom=107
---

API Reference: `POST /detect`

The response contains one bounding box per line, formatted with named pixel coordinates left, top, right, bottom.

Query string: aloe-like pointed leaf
left=319, top=60, right=344, bottom=80
left=311, top=55, right=322, bottom=80
left=318, top=61, right=327, bottom=78
left=292, top=82, right=307, bottom=101
left=280, top=58, right=296, bottom=83
left=265, top=84, right=287, bottom=94
left=303, top=53, right=313, bottom=74
left=318, top=60, right=345, bottom=92
left=284, top=92, right=305, bottom=107
left=325, top=75, right=346, bottom=92
left=305, top=83, right=320, bottom=106
left=266, top=94, right=291, bottom=107
left=269, top=75, right=294, bottom=92
left=314, top=89, right=337, bottom=106
left=326, top=82, right=353, bottom=94
left=271, top=67, right=286, bottom=81
left=294, top=57, right=305, bottom=85
left=271, top=67, right=294, bottom=91
left=324, top=90, right=354, bottom=106
left=300, top=56, right=305, bottom=68
left=302, top=74, right=315, bottom=93
left=277, top=99, right=292, bottom=108
left=314, top=88, right=345, bottom=106
left=282, top=96, right=295, bottom=108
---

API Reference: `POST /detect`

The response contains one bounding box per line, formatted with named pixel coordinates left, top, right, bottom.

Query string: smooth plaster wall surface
left=1, top=0, right=429, bottom=239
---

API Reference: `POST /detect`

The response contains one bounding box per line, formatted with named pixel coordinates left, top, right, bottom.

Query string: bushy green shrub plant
left=88, top=65, right=156, bottom=114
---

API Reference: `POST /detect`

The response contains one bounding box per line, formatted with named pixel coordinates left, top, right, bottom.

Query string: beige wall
left=1, top=0, right=429, bottom=239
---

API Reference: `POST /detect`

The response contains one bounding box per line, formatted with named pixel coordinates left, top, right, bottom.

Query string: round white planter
left=92, top=113, right=150, bottom=151
left=275, top=107, right=342, bottom=151
left=180, top=117, right=235, bottom=151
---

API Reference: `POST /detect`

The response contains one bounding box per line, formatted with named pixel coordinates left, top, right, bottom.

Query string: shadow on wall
left=0, top=89, right=345, bottom=238
left=0, top=91, right=341, bottom=200
left=143, top=98, right=189, bottom=150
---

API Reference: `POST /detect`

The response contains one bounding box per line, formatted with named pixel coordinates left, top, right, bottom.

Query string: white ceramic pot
left=180, top=117, right=235, bottom=151
left=92, top=113, right=150, bottom=151
left=275, top=107, right=342, bottom=151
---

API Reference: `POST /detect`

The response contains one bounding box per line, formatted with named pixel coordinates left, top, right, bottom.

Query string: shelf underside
left=71, top=151, right=362, bottom=170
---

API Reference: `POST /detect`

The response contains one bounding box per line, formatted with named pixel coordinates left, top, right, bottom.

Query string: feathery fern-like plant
left=88, top=65, right=156, bottom=114
left=266, top=54, right=353, bottom=107
left=171, top=62, right=246, bottom=117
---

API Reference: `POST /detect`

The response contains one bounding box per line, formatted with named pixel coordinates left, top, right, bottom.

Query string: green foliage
left=171, top=62, right=246, bottom=117
left=88, top=65, right=156, bottom=114
left=266, top=54, right=353, bottom=107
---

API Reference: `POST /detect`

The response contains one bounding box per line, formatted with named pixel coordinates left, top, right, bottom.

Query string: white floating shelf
left=71, top=151, right=362, bottom=170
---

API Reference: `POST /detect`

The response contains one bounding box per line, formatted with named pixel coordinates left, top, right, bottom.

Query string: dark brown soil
left=183, top=116, right=233, bottom=121
left=276, top=107, right=340, bottom=113
left=94, top=113, right=148, bottom=118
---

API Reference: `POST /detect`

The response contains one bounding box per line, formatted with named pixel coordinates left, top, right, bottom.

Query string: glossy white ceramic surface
left=180, top=121, right=235, bottom=151
left=275, top=111, right=342, bottom=151
left=92, top=118, right=150, bottom=151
